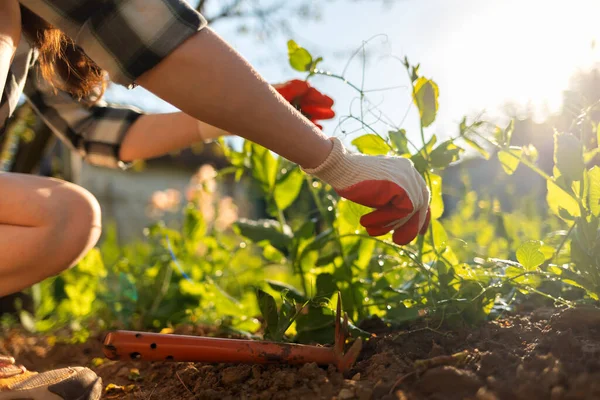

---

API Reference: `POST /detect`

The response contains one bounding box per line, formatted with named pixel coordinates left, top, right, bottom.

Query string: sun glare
left=445, top=0, right=599, bottom=120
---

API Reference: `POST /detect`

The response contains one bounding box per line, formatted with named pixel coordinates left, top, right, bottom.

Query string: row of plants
left=5, top=40, right=599, bottom=344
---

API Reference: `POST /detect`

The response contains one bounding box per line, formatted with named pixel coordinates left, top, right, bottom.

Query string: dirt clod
left=416, top=366, right=481, bottom=399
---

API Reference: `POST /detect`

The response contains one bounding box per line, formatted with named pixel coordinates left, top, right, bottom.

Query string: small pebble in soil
left=474, top=387, right=499, bottom=400
left=338, top=388, right=355, bottom=399
left=221, top=366, right=251, bottom=385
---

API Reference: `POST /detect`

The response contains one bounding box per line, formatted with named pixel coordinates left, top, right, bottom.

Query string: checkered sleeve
left=19, top=0, right=207, bottom=88
left=24, top=67, right=143, bottom=169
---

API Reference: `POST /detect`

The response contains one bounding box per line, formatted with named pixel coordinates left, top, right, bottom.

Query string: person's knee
left=45, top=184, right=102, bottom=272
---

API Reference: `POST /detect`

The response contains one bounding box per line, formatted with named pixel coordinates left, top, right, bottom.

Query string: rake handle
left=103, top=330, right=338, bottom=366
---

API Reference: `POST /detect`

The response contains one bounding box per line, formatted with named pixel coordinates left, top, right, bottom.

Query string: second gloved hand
left=304, top=137, right=431, bottom=245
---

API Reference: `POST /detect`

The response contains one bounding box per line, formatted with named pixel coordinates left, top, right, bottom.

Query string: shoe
left=0, top=356, right=101, bottom=400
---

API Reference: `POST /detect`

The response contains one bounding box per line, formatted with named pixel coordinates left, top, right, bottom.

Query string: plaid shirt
left=1, top=0, right=207, bottom=168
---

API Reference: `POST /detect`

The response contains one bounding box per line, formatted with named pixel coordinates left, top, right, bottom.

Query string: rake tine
left=338, top=337, right=363, bottom=372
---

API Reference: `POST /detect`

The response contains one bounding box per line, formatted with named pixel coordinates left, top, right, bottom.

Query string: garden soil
left=3, top=306, right=600, bottom=400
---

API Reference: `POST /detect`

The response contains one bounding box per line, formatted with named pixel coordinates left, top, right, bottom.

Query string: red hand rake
left=102, top=293, right=363, bottom=373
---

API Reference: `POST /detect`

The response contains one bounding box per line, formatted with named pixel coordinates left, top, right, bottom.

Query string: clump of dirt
left=3, top=306, right=600, bottom=399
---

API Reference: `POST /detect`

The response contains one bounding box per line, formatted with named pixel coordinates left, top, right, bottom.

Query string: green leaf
left=183, top=205, right=206, bottom=246
left=506, top=266, right=541, bottom=288
left=234, top=219, right=293, bottom=253
left=315, top=251, right=339, bottom=267
left=412, top=77, right=439, bottom=128
left=459, top=116, right=467, bottom=135
left=429, top=173, right=444, bottom=220
left=275, top=295, right=298, bottom=340
left=257, top=289, right=279, bottom=338
left=274, top=168, right=304, bottom=211
left=547, top=180, right=580, bottom=220
left=410, top=153, right=427, bottom=174
left=516, top=240, right=545, bottom=270
left=316, top=273, right=339, bottom=297
left=584, top=148, right=600, bottom=164
left=498, top=147, right=523, bottom=175
left=385, top=304, right=422, bottom=323
left=462, top=137, right=490, bottom=159
left=351, top=134, right=390, bottom=155
left=429, top=140, right=463, bottom=169
left=303, top=228, right=335, bottom=253
left=410, top=64, right=420, bottom=82
left=294, top=306, right=335, bottom=344
left=492, top=121, right=514, bottom=146
left=410, top=135, right=438, bottom=174
left=337, top=199, right=372, bottom=236
left=558, top=207, right=575, bottom=221
left=76, top=249, right=106, bottom=277
left=576, top=214, right=599, bottom=251
left=493, top=126, right=504, bottom=145
left=554, top=132, right=585, bottom=182
left=389, top=129, right=410, bottom=154
left=287, top=40, right=313, bottom=72
left=295, top=219, right=316, bottom=242
left=539, top=244, right=556, bottom=260
left=504, top=120, right=514, bottom=145
left=263, top=245, right=285, bottom=263
left=251, top=144, right=277, bottom=190
left=266, top=281, right=306, bottom=303
left=589, top=167, right=600, bottom=216
left=429, top=219, right=449, bottom=251
left=309, top=57, right=323, bottom=72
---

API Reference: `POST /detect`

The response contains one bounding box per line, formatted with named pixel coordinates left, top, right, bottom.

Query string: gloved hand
left=304, top=137, right=431, bottom=245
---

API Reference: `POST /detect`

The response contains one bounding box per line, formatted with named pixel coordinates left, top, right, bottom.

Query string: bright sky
left=105, top=0, right=600, bottom=147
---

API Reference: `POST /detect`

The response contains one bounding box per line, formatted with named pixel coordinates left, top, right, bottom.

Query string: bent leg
left=0, top=173, right=101, bottom=296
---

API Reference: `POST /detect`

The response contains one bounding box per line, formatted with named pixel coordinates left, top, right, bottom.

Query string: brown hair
left=20, top=6, right=106, bottom=102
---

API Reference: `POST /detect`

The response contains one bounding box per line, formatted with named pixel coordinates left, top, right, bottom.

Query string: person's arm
left=24, top=64, right=227, bottom=167
left=135, top=28, right=429, bottom=244
left=136, top=28, right=333, bottom=170
left=0, top=0, right=21, bottom=100
left=119, top=112, right=229, bottom=162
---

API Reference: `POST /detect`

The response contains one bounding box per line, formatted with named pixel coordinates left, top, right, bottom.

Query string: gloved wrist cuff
left=303, top=137, right=355, bottom=189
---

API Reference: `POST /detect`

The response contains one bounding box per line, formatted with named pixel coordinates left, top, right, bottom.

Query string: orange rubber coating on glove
left=103, top=331, right=339, bottom=366
left=338, top=180, right=430, bottom=245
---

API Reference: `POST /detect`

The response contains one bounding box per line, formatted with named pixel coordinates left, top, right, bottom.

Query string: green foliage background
left=5, top=40, right=600, bottom=345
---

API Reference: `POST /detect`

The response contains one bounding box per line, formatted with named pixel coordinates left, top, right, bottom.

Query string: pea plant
left=463, top=101, right=600, bottom=304
left=223, top=40, right=518, bottom=342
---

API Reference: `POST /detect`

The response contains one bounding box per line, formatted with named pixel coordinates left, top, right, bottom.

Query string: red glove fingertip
left=365, top=225, right=394, bottom=237
left=391, top=213, right=421, bottom=245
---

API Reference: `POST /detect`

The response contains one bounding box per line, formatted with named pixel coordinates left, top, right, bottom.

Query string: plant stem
left=311, top=69, right=425, bottom=154
left=311, top=69, right=363, bottom=93
left=552, top=223, right=575, bottom=265
left=271, top=158, right=287, bottom=229
left=307, top=176, right=363, bottom=319
left=149, top=259, right=173, bottom=323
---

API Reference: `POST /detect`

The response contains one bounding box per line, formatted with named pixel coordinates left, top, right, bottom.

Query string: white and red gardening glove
left=304, top=137, right=431, bottom=245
